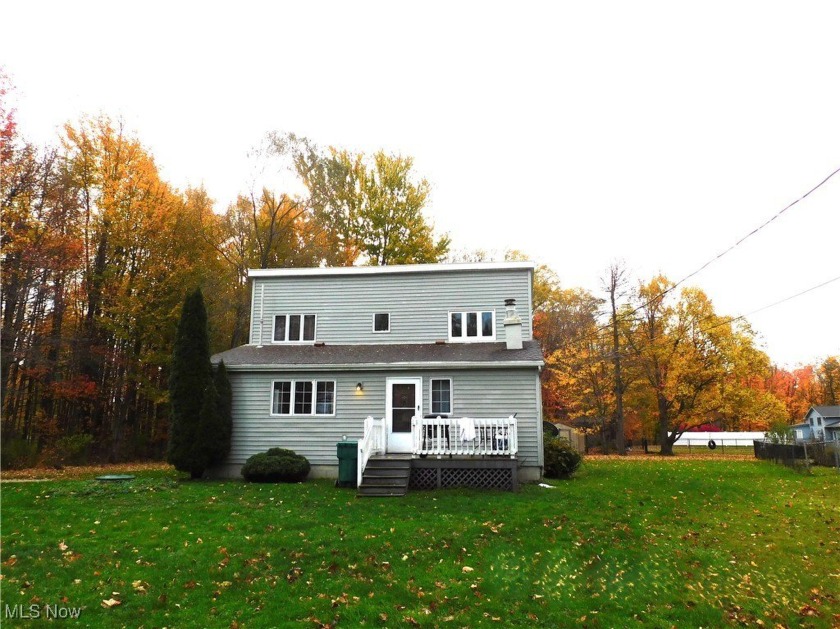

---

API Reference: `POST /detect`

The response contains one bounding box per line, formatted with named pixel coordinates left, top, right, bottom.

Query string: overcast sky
left=2, top=1, right=838, bottom=368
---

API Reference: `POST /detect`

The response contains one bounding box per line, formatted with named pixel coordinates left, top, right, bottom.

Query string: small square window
left=373, top=313, right=390, bottom=333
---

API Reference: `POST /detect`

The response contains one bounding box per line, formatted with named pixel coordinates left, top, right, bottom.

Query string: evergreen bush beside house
left=242, top=448, right=311, bottom=483
left=543, top=435, right=583, bottom=479
left=167, top=288, right=231, bottom=479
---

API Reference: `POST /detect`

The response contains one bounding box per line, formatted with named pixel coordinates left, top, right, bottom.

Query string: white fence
left=412, top=416, right=518, bottom=458
left=671, top=431, right=766, bottom=447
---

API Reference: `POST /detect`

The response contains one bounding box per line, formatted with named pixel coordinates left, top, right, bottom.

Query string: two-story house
left=210, top=261, right=545, bottom=493
left=791, top=406, right=840, bottom=442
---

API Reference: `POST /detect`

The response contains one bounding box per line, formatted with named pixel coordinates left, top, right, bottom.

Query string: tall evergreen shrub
left=168, top=288, right=229, bottom=478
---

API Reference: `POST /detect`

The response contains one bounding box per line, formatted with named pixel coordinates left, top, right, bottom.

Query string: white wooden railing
left=412, top=416, right=518, bottom=458
left=358, top=416, right=384, bottom=486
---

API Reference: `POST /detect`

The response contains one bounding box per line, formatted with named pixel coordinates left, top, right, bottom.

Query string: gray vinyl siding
left=226, top=367, right=542, bottom=470
left=249, top=268, right=532, bottom=346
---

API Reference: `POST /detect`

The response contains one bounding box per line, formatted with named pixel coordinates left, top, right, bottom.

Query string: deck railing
left=358, top=416, right=384, bottom=486
left=412, top=415, right=518, bottom=458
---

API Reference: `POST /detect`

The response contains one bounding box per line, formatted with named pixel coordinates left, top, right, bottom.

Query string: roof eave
left=219, top=360, right=544, bottom=372
left=247, top=261, right=535, bottom=279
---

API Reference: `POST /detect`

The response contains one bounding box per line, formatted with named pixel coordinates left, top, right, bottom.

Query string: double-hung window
left=272, top=380, right=335, bottom=415
left=273, top=314, right=316, bottom=342
left=449, top=310, right=495, bottom=341
left=430, top=378, right=452, bottom=415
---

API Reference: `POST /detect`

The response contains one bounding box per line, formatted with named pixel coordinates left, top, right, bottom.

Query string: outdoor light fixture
left=356, top=383, right=364, bottom=392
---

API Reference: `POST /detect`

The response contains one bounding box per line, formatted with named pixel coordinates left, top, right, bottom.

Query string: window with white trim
left=430, top=378, right=452, bottom=415
left=273, top=314, right=316, bottom=342
left=449, top=310, right=495, bottom=341
left=373, top=313, right=390, bottom=333
left=271, top=380, right=335, bottom=415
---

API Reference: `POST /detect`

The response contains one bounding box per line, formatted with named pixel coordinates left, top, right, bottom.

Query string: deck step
left=358, top=476, right=408, bottom=487
left=357, top=457, right=411, bottom=497
left=357, top=485, right=408, bottom=497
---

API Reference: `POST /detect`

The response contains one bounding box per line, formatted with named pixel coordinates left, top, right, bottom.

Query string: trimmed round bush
left=266, top=447, right=299, bottom=458
left=241, top=448, right=310, bottom=483
left=543, top=437, right=582, bottom=479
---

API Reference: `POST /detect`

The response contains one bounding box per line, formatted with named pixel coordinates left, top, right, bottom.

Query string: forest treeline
left=1, top=93, right=838, bottom=465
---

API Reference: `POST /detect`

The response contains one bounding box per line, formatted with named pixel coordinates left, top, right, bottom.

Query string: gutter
left=215, top=360, right=545, bottom=372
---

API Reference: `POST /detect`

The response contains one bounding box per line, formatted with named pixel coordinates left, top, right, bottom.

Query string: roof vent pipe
left=503, top=298, right=523, bottom=350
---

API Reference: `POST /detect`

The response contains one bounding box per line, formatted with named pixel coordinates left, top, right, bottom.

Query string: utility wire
left=671, top=165, right=840, bottom=294
left=545, top=272, right=840, bottom=367
left=541, top=164, right=840, bottom=356
left=617, top=164, right=840, bottom=326
left=699, top=273, right=840, bottom=334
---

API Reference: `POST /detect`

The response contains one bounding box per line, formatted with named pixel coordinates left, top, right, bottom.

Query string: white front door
left=386, top=377, right=421, bottom=453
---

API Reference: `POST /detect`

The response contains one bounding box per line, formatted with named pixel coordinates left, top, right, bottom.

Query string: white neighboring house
left=791, top=406, right=840, bottom=442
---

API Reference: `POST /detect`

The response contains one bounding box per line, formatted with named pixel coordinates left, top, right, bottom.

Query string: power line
left=699, top=273, right=840, bottom=334
left=545, top=272, right=840, bottom=367
left=541, top=164, right=840, bottom=355
left=670, top=164, right=840, bottom=293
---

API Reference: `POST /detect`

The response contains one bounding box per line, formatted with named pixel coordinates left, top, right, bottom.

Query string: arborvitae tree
left=197, top=380, right=223, bottom=467
left=168, top=288, right=213, bottom=478
left=211, top=360, right=233, bottom=462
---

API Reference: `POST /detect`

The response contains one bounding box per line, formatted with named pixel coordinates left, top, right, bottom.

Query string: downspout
left=257, top=283, right=265, bottom=347
left=536, top=365, right=544, bottom=478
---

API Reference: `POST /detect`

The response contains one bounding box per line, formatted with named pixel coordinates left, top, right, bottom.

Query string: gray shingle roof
left=812, top=406, right=840, bottom=418
left=211, top=340, right=544, bottom=370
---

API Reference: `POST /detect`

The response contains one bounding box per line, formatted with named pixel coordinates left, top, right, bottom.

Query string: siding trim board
left=248, top=261, right=535, bottom=278
left=223, top=361, right=544, bottom=372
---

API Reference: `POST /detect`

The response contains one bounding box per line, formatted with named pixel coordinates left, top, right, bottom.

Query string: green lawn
left=1, top=459, right=838, bottom=627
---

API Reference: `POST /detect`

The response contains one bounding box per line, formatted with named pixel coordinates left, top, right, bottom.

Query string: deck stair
left=357, top=456, right=411, bottom=497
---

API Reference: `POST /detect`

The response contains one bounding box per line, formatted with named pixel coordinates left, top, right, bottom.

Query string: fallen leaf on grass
left=101, top=598, right=121, bottom=608
left=462, top=566, right=474, bottom=573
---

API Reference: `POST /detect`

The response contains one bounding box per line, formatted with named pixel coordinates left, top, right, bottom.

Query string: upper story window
left=373, top=313, right=390, bottom=333
left=449, top=310, right=495, bottom=342
left=273, top=314, right=316, bottom=343
left=818, top=417, right=823, bottom=426
left=271, top=380, right=335, bottom=416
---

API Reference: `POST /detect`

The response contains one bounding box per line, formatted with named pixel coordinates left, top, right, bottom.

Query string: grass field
left=2, top=459, right=838, bottom=627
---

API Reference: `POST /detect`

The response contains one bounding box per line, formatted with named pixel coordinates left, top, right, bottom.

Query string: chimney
left=503, top=298, right=523, bottom=350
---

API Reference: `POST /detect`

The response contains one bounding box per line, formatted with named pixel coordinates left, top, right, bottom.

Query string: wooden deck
left=357, top=454, right=518, bottom=496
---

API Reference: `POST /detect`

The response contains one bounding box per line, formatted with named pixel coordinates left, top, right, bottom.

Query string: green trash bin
left=336, top=441, right=358, bottom=488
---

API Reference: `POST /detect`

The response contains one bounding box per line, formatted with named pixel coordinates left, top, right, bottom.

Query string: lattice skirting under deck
left=409, top=458, right=518, bottom=491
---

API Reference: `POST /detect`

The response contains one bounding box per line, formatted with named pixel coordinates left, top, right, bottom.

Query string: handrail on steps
left=358, top=416, right=384, bottom=486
